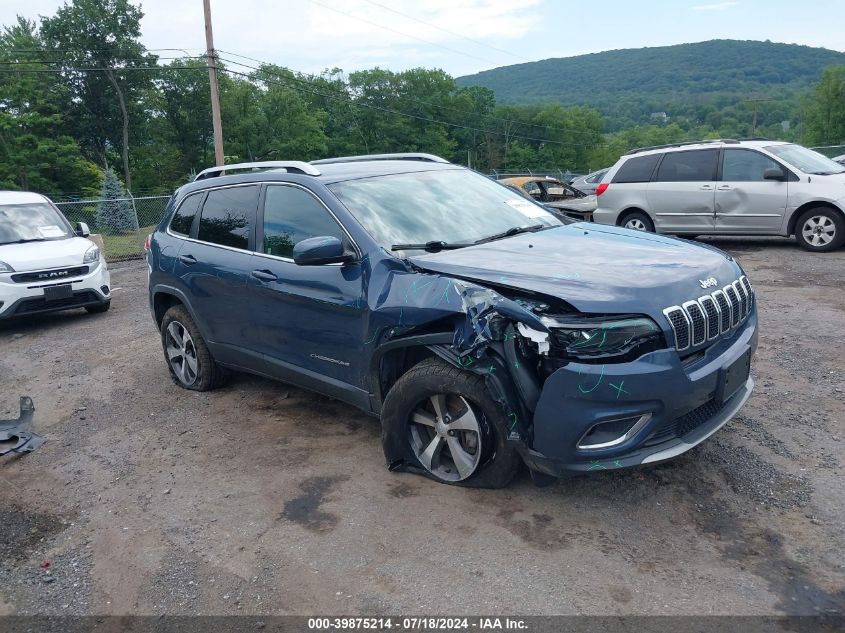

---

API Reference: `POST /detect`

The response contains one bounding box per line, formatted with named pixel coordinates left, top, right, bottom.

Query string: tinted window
left=655, top=149, right=718, bottom=182
left=169, top=193, right=202, bottom=236
left=197, top=185, right=258, bottom=250
left=262, top=186, right=344, bottom=258
left=722, top=149, right=782, bottom=181
left=612, top=154, right=661, bottom=183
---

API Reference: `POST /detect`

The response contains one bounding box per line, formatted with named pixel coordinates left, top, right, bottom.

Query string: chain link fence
left=54, top=195, right=171, bottom=262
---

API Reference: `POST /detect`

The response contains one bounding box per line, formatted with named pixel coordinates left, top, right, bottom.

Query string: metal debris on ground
left=0, top=396, right=45, bottom=457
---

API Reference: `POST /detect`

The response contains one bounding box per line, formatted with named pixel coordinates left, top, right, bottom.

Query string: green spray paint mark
left=508, top=412, right=518, bottom=430
left=578, top=365, right=606, bottom=394
left=613, top=460, right=623, bottom=468
left=609, top=380, right=628, bottom=399
left=588, top=460, right=608, bottom=471
left=488, top=365, right=496, bottom=373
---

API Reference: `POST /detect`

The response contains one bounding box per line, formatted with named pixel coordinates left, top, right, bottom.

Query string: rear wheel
left=380, top=358, right=521, bottom=488
left=85, top=300, right=110, bottom=314
left=160, top=305, right=223, bottom=391
left=621, top=210, right=655, bottom=232
left=795, top=207, right=845, bottom=252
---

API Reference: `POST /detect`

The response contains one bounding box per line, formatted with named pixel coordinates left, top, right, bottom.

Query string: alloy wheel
left=408, top=394, right=482, bottom=482
left=625, top=218, right=647, bottom=231
left=802, top=215, right=836, bottom=247
left=165, top=321, right=199, bottom=386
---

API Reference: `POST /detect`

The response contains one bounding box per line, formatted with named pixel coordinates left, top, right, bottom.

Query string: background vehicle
left=593, top=139, right=845, bottom=252
left=570, top=168, right=609, bottom=195
left=499, top=176, right=596, bottom=221
left=148, top=154, right=756, bottom=489
left=0, top=191, right=111, bottom=320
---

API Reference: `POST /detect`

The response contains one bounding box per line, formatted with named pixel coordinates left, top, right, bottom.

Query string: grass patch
left=100, top=226, right=155, bottom=261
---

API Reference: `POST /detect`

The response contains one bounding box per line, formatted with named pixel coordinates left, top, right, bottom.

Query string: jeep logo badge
left=699, top=277, right=718, bottom=289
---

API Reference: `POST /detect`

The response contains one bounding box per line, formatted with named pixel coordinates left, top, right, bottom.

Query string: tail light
left=595, top=183, right=609, bottom=196
left=144, top=234, right=152, bottom=252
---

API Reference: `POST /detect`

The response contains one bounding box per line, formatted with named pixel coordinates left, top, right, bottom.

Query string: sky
left=3, top=0, right=845, bottom=77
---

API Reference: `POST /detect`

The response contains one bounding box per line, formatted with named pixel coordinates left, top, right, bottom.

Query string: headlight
left=83, top=245, right=100, bottom=265
left=0, top=260, right=14, bottom=273
left=543, top=315, right=665, bottom=363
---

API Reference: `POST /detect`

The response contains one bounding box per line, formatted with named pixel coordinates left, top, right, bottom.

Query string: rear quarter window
left=169, top=193, right=203, bottom=236
left=612, top=154, right=661, bottom=183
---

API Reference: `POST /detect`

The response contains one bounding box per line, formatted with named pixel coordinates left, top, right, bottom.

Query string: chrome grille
left=663, top=276, right=754, bottom=351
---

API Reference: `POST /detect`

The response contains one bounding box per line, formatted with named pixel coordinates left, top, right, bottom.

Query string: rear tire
left=620, top=210, right=655, bottom=232
left=380, top=358, right=521, bottom=488
left=160, top=305, right=223, bottom=391
left=85, top=300, right=110, bottom=314
left=795, top=207, right=845, bottom=252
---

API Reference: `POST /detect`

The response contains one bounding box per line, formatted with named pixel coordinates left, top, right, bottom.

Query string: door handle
left=717, top=185, right=732, bottom=191
left=251, top=269, right=278, bottom=282
left=700, top=184, right=713, bottom=190
left=178, top=254, right=197, bottom=265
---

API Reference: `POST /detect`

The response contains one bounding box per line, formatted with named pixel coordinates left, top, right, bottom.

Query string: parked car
left=570, top=168, right=609, bottom=195
left=0, top=191, right=111, bottom=320
left=147, top=154, right=757, bottom=488
left=499, top=176, right=596, bottom=221
left=594, top=139, right=845, bottom=252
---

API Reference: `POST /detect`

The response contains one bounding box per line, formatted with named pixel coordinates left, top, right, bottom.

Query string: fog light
left=577, top=413, right=652, bottom=450
left=101, top=285, right=110, bottom=295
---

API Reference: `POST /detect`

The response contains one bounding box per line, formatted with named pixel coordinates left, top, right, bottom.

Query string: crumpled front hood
left=0, top=237, right=92, bottom=272
left=410, top=224, right=742, bottom=319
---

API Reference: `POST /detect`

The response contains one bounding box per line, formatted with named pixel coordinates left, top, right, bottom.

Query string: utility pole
left=204, top=0, right=225, bottom=166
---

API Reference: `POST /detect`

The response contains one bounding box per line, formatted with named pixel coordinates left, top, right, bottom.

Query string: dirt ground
left=0, top=238, right=843, bottom=617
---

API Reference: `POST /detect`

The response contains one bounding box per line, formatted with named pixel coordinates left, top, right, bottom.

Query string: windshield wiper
left=473, top=224, right=548, bottom=245
left=3, top=237, right=47, bottom=245
left=391, top=240, right=467, bottom=252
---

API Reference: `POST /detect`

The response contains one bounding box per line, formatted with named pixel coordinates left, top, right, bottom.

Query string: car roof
left=623, top=139, right=790, bottom=159
left=0, top=190, right=52, bottom=205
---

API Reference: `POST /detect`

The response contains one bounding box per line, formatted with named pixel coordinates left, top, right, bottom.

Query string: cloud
left=692, top=1, right=739, bottom=10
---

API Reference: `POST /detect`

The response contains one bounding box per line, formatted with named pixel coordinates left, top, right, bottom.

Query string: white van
left=0, top=191, right=111, bottom=320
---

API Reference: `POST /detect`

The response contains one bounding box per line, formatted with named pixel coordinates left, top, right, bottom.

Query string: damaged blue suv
left=147, top=154, right=757, bottom=487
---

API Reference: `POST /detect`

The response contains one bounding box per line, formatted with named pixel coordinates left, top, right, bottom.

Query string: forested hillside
left=458, top=40, right=845, bottom=129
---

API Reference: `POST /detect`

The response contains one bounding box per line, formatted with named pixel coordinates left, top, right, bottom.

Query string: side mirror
left=293, top=236, right=354, bottom=266
left=75, top=222, right=90, bottom=237
left=763, top=167, right=785, bottom=181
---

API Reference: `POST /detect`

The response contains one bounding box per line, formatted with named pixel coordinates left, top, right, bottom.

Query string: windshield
left=0, top=203, right=73, bottom=245
left=765, top=144, right=845, bottom=175
left=328, top=169, right=561, bottom=253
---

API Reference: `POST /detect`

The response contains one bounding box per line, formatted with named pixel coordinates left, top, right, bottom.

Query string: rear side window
left=612, top=154, right=661, bottom=183
left=197, top=185, right=259, bottom=250
left=169, top=193, right=203, bottom=236
left=722, top=149, right=781, bottom=181
left=655, top=149, right=718, bottom=182
left=262, top=185, right=344, bottom=258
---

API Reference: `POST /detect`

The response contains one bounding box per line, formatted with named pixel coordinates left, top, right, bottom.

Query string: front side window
left=765, top=143, right=845, bottom=175
left=612, top=154, right=661, bottom=183
left=169, top=192, right=203, bottom=236
left=0, top=202, right=73, bottom=245
left=722, top=149, right=782, bottom=182
left=262, top=185, right=345, bottom=258
left=197, top=185, right=259, bottom=250
left=329, top=169, right=560, bottom=253
left=655, top=149, right=718, bottom=182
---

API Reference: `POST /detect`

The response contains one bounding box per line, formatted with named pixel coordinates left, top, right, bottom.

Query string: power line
left=304, top=0, right=500, bottom=66
left=360, top=0, right=531, bottom=63
left=0, top=66, right=206, bottom=73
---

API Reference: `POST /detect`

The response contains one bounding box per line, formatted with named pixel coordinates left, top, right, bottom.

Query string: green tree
left=95, top=167, right=137, bottom=232
left=41, top=0, right=158, bottom=190
left=802, top=65, right=845, bottom=146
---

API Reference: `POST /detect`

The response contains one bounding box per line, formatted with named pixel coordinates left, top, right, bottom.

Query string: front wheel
left=85, top=300, right=110, bottom=314
left=380, top=358, right=521, bottom=488
left=795, top=207, right=845, bottom=252
left=621, top=211, right=655, bottom=232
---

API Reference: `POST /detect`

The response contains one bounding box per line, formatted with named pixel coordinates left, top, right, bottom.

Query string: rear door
left=247, top=183, right=368, bottom=404
left=172, top=184, right=261, bottom=366
left=715, top=148, right=789, bottom=233
left=647, top=149, right=719, bottom=234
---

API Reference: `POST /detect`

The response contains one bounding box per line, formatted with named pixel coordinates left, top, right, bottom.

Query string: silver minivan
left=594, top=139, right=845, bottom=252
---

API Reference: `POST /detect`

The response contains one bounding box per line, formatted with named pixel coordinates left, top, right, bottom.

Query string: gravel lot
left=1, top=238, right=843, bottom=617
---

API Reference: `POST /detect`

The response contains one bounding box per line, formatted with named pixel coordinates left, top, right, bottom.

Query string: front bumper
left=516, top=307, right=758, bottom=476
left=0, top=262, right=111, bottom=320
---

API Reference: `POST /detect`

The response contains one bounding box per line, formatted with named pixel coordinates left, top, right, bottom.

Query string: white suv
left=594, top=140, right=845, bottom=252
left=0, top=191, right=111, bottom=320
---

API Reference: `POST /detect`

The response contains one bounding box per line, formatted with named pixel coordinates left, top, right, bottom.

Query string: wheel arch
left=150, top=284, right=209, bottom=339
left=787, top=201, right=845, bottom=236
left=617, top=207, right=652, bottom=226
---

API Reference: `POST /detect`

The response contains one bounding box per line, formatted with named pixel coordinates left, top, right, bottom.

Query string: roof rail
left=311, top=153, right=450, bottom=165
left=193, top=161, right=321, bottom=181
left=624, top=139, right=740, bottom=156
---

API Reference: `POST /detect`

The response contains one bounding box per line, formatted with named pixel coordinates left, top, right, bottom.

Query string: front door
left=715, top=148, right=789, bottom=233
left=647, top=149, right=719, bottom=234
left=247, top=183, right=367, bottom=404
